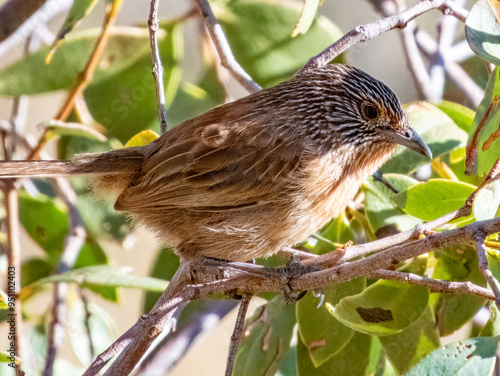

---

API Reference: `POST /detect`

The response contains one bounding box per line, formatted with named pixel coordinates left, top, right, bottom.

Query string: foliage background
left=0, top=0, right=498, bottom=375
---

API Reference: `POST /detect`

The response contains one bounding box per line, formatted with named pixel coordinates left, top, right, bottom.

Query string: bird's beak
left=385, top=128, right=432, bottom=159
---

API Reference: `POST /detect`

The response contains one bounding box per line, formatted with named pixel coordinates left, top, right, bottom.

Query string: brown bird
left=1, top=64, right=431, bottom=262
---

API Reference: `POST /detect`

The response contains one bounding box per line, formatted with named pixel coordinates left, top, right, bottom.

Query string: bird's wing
left=114, top=120, right=303, bottom=212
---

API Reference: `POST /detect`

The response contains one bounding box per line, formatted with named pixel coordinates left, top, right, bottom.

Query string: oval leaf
left=393, top=179, right=476, bottom=221
left=466, top=67, right=500, bottom=176
left=473, top=180, right=500, bottom=220
left=296, top=278, right=365, bottom=367
left=0, top=27, right=156, bottom=96
left=407, top=336, right=499, bottom=376
left=124, top=130, right=159, bottom=148
left=466, top=0, right=500, bottom=66
left=327, top=279, right=429, bottom=336
left=297, top=331, right=372, bottom=376
left=216, top=0, right=343, bottom=87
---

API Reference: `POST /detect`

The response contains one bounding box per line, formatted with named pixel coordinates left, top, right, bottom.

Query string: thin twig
left=414, top=28, right=484, bottom=106
left=194, top=0, right=261, bottom=93
left=390, top=0, right=435, bottom=100
left=367, top=269, right=495, bottom=300
left=301, top=0, right=468, bottom=71
left=474, top=230, right=500, bottom=309
left=79, top=287, right=95, bottom=360
left=148, top=0, right=168, bottom=134
left=225, top=294, right=252, bottom=376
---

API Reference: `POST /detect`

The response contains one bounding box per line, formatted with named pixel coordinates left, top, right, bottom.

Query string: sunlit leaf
left=473, top=180, right=500, bottom=220
left=406, top=336, right=499, bottom=376
left=292, top=0, right=320, bottom=37
left=124, top=129, right=159, bottom=147
left=465, top=67, right=500, bottom=176
left=436, top=101, right=475, bottom=133
left=393, top=179, right=476, bottom=221
left=466, top=0, right=500, bottom=65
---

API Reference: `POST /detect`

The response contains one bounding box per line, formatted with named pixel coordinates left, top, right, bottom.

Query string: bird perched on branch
left=0, top=64, right=431, bottom=262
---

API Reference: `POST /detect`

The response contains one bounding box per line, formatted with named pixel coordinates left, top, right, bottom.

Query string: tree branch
left=194, top=0, right=261, bottom=93
left=301, top=0, right=468, bottom=71
left=148, top=0, right=168, bottom=134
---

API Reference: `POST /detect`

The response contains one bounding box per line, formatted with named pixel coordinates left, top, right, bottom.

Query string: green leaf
left=465, top=0, right=500, bottom=66
left=363, top=174, right=421, bottom=238
left=393, top=179, right=476, bottom=221
left=84, top=21, right=183, bottom=142
left=479, top=304, right=500, bottom=337
left=431, top=247, right=486, bottom=336
left=124, top=129, right=159, bottom=147
left=291, top=0, right=320, bottom=37
left=21, top=257, right=54, bottom=287
left=0, top=27, right=155, bottom=96
left=382, top=102, right=467, bottom=174
left=0, top=352, right=19, bottom=364
left=327, top=278, right=429, bottom=336
left=216, top=0, right=343, bottom=87
left=473, top=180, right=500, bottom=220
left=406, top=336, right=499, bottom=376
left=233, top=297, right=296, bottom=376
left=23, top=265, right=168, bottom=296
left=310, top=213, right=352, bottom=255
left=436, top=101, right=475, bottom=133
left=48, top=0, right=101, bottom=61
left=296, top=278, right=365, bottom=367
left=297, top=331, right=372, bottom=376
left=379, top=305, right=440, bottom=374
left=18, top=192, right=68, bottom=257
left=466, top=67, right=500, bottom=176
left=0, top=290, right=8, bottom=310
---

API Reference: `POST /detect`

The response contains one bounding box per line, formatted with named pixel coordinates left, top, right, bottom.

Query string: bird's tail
left=0, top=147, right=146, bottom=197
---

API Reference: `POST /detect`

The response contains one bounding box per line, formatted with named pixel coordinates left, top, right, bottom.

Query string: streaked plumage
left=0, top=64, right=431, bottom=261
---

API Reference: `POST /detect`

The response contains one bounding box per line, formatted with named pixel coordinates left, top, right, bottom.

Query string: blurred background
left=0, top=0, right=484, bottom=375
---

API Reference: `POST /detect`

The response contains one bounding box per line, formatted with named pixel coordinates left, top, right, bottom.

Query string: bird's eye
left=364, top=105, right=378, bottom=119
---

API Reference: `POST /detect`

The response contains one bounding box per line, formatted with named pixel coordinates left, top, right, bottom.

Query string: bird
left=0, top=64, right=431, bottom=262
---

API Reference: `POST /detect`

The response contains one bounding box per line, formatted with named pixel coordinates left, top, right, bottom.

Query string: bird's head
left=291, top=64, right=432, bottom=159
